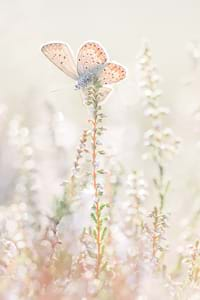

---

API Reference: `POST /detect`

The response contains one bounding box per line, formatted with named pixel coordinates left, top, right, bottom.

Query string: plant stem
left=91, top=99, right=101, bottom=277
left=158, top=163, right=164, bottom=211
left=82, top=80, right=108, bottom=278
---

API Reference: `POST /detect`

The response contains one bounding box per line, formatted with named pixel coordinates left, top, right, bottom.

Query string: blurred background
left=1, top=2, right=200, bottom=299
left=0, top=0, right=200, bottom=214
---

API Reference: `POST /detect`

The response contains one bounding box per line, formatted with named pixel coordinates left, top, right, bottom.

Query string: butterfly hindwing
left=41, top=43, right=78, bottom=80
left=77, top=42, right=107, bottom=75
left=99, top=62, right=126, bottom=84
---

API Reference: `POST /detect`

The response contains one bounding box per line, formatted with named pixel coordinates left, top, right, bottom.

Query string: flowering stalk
left=68, top=128, right=89, bottom=199
left=124, top=171, right=148, bottom=239
left=85, top=79, right=108, bottom=278
left=137, top=42, right=180, bottom=211
left=150, top=207, right=168, bottom=261
left=117, top=171, right=148, bottom=298
left=71, top=129, right=89, bottom=183
left=184, top=239, right=200, bottom=286
left=142, top=206, right=168, bottom=269
left=55, top=129, right=89, bottom=223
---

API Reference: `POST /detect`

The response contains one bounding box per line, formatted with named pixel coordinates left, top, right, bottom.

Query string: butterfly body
left=75, top=64, right=105, bottom=89
left=75, top=72, right=95, bottom=89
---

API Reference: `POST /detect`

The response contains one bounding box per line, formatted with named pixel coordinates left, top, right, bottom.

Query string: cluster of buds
left=184, top=240, right=200, bottom=287
left=55, top=130, right=89, bottom=223
left=144, top=127, right=181, bottom=163
left=136, top=42, right=181, bottom=211
left=71, top=129, right=89, bottom=180
left=123, top=171, right=148, bottom=238
left=144, top=207, right=168, bottom=266
left=136, top=42, right=181, bottom=165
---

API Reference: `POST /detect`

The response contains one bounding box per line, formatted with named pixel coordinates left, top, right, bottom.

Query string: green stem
left=159, top=163, right=164, bottom=211
left=92, top=99, right=102, bottom=278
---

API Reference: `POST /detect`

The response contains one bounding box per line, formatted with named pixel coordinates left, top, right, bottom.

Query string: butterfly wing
left=77, top=42, right=107, bottom=75
left=99, top=62, right=126, bottom=84
left=41, top=43, right=78, bottom=80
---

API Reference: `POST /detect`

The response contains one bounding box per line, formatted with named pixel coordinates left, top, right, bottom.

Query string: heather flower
left=136, top=41, right=181, bottom=211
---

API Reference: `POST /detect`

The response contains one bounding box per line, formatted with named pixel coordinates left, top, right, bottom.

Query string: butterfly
left=41, top=41, right=126, bottom=102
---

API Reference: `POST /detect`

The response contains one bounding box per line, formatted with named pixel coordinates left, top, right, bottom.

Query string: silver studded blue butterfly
left=41, top=41, right=126, bottom=100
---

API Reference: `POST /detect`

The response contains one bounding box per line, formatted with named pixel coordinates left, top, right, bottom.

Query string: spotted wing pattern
left=77, top=42, right=107, bottom=75
left=99, top=62, right=126, bottom=84
left=41, top=43, right=78, bottom=80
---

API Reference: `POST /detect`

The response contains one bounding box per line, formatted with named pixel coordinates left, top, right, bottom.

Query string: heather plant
left=80, top=80, right=110, bottom=279
left=0, top=40, right=199, bottom=300
left=136, top=42, right=181, bottom=212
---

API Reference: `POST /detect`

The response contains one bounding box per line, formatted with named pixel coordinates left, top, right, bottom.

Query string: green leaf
left=100, top=203, right=106, bottom=211
left=101, top=227, right=107, bottom=241
left=91, top=212, right=97, bottom=223
left=98, top=150, right=106, bottom=155
left=97, top=169, right=105, bottom=174
left=93, top=229, right=97, bottom=239
left=101, top=261, right=107, bottom=272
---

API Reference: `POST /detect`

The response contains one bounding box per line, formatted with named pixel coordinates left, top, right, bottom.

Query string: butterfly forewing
left=99, top=62, right=126, bottom=84
left=77, top=42, right=107, bottom=75
left=41, top=43, right=78, bottom=80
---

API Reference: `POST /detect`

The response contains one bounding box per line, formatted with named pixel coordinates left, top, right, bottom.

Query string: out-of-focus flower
left=136, top=42, right=181, bottom=165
